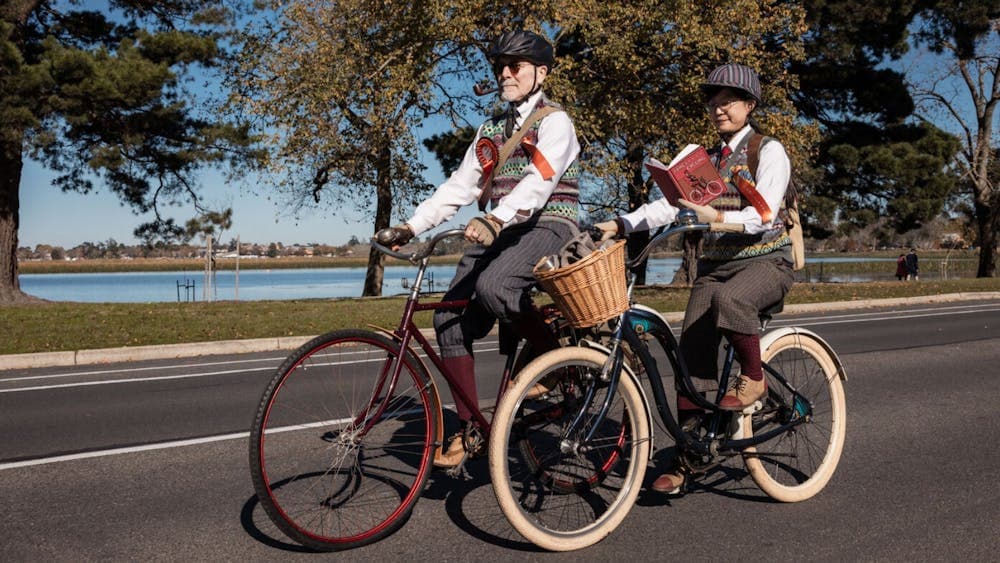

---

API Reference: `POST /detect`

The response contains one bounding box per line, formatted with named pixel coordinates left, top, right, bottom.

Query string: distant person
left=905, top=248, right=919, bottom=281
left=895, top=254, right=907, bottom=281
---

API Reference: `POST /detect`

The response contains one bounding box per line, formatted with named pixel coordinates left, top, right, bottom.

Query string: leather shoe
left=525, top=373, right=558, bottom=399
left=718, top=375, right=766, bottom=411
left=650, top=470, right=685, bottom=493
left=433, top=433, right=467, bottom=468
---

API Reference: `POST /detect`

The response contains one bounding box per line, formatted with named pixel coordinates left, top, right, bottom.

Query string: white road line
left=0, top=345, right=502, bottom=393
left=4, top=305, right=997, bottom=393
left=0, top=355, right=285, bottom=383
left=0, top=431, right=251, bottom=470
left=0, top=366, right=276, bottom=393
left=0, top=410, right=428, bottom=471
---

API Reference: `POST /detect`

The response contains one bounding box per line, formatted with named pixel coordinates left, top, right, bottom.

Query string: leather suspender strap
left=734, top=132, right=773, bottom=223
left=746, top=132, right=763, bottom=178
left=477, top=105, right=560, bottom=211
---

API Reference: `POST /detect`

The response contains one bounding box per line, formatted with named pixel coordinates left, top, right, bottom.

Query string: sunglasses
left=494, top=61, right=535, bottom=77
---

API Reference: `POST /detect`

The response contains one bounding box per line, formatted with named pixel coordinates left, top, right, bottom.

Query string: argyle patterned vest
left=480, top=97, right=580, bottom=226
left=701, top=134, right=791, bottom=261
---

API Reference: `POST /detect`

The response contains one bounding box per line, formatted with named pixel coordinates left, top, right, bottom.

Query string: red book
left=644, top=144, right=726, bottom=206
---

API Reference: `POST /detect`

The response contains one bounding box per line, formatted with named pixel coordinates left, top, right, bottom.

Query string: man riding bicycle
left=377, top=30, right=582, bottom=467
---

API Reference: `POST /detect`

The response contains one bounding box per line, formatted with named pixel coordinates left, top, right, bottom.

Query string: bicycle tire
left=249, top=329, right=438, bottom=551
left=738, top=332, right=846, bottom=502
left=489, top=346, right=650, bottom=551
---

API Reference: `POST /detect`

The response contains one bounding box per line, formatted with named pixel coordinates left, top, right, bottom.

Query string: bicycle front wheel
left=489, top=347, right=650, bottom=551
left=739, top=332, right=846, bottom=502
left=249, top=329, right=439, bottom=551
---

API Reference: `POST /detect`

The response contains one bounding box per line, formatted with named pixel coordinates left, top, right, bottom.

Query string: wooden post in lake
left=235, top=234, right=240, bottom=301
left=204, top=234, right=213, bottom=301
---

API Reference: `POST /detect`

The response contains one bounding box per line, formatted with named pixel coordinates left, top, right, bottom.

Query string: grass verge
left=3, top=277, right=998, bottom=356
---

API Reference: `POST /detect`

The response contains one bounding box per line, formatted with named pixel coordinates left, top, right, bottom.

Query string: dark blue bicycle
left=488, top=209, right=847, bottom=551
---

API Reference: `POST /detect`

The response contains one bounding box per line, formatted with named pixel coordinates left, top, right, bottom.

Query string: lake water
left=19, top=258, right=681, bottom=303
left=18, top=257, right=903, bottom=303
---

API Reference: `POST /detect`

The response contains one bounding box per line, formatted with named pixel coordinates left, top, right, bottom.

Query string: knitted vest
left=480, top=98, right=580, bottom=226
left=701, top=134, right=791, bottom=261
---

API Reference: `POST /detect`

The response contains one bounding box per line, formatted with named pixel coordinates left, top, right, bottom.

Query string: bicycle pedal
left=741, top=400, right=763, bottom=415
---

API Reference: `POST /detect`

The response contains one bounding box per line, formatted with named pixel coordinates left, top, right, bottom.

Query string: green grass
left=2, top=277, right=997, bottom=356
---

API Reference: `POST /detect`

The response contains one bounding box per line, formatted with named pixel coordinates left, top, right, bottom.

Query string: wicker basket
left=534, top=239, right=628, bottom=328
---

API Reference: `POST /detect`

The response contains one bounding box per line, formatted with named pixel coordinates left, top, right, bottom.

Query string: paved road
left=2, top=300, right=999, bottom=561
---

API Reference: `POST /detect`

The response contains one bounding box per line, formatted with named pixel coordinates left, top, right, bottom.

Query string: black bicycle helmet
left=487, top=30, right=555, bottom=68
left=701, top=63, right=762, bottom=103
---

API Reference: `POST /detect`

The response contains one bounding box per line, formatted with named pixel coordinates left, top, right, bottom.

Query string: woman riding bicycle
left=596, top=63, right=795, bottom=493
left=377, top=30, right=582, bottom=468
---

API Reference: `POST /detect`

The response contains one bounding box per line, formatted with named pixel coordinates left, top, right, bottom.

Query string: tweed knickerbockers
left=680, top=255, right=794, bottom=392
left=434, top=219, right=576, bottom=358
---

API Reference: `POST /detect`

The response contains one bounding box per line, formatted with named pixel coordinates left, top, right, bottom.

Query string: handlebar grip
left=709, top=222, right=745, bottom=233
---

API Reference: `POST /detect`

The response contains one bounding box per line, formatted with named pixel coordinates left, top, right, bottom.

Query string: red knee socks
left=441, top=355, right=477, bottom=421
left=727, top=331, right=763, bottom=381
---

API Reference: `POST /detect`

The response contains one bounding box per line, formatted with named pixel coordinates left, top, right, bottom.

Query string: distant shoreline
left=17, top=253, right=461, bottom=274
left=17, top=249, right=978, bottom=275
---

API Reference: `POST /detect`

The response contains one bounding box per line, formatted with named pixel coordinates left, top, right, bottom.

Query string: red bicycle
left=248, top=228, right=580, bottom=551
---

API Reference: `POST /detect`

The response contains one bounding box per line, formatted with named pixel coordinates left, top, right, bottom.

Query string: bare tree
left=909, top=11, right=999, bottom=277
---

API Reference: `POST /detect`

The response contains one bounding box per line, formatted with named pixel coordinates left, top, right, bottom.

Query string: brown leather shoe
left=718, top=375, right=766, bottom=411
left=525, top=373, right=558, bottom=399
left=650, top=470, right=685, bottom=493
left=433, top=433, right=467, bottom=468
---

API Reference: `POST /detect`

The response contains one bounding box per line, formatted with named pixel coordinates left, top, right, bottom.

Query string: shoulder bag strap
left=732, top=132, right=773, bottom=222
left=478, top=105, right=560, bottom=211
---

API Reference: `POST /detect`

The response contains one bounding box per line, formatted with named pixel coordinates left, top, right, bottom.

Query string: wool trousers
left=434, top=219, right=576, bottom=358
left=680, top=255, right=794, bottom=392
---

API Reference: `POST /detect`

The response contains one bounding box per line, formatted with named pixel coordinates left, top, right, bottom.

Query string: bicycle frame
left=369, top=231, right=538, bottom=441
left=564, top=212, right=812, bottom=458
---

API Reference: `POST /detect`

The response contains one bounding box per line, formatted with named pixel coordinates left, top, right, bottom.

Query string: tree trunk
left=624, top=140, right=650, bottom=285
left=974, top=198, right=997, bottom=278
left=670, top=232, right=702, bottom=286
left=0, top=133, right=39, bottom=304
left=362, top=143, right=393, bottom=296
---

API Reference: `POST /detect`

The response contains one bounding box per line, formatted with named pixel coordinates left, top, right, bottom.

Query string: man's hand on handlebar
left=374, top=224, right=414, bottom=250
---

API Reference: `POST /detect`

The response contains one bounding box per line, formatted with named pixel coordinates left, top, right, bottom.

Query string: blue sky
left=18, top=156, right=456, bottom=249
left=17, top=1, right=480, bottom=250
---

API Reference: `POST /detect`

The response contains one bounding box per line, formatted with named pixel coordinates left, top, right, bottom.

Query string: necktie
left=504, top=105, right=517, bottom=138
left=718, top=145, right=732, bottom=170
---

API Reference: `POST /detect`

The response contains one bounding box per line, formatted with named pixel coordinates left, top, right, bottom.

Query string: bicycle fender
left=627, top=303, right=674, bottom=334
left=579, top=340, right=657, bottom=459
left=760, top=327, right=847, bottom=382
left=369, top=324, right=447, bottom=451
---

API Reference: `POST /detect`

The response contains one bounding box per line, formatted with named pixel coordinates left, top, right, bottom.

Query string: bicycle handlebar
left=370, top=228, right=467, bottom=263
left=626, top=208, right=745, bottom=269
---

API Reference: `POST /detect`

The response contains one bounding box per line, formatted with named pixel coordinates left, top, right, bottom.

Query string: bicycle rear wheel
left=739, top=332, right=846, bottom=502
left=249, top=329, right=438, bottom=550
left=489, top=347, right=650, bottom=551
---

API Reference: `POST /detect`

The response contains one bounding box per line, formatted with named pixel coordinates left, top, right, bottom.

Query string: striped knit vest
left=481, top=97, right=580, bottom=226
left=701, top=135, right=791, bottom=261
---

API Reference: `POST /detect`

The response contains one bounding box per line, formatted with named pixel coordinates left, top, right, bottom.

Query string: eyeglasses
left=705, top=98, right=744, bottom=112
left=494, top=61, right=535, bottom=77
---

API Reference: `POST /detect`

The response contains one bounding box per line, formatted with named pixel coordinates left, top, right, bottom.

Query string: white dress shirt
left=620, top=125, right=791, bottom=235
left=405, top=90, right=581, bottom=236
